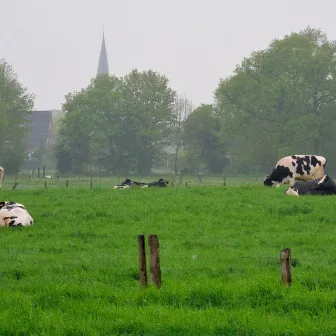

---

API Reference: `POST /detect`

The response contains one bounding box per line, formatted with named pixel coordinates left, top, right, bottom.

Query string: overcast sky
left=1, top=0, right=336, bottom=111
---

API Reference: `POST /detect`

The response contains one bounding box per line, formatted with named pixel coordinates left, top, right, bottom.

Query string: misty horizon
left=1, top=0, right=336, bottom=111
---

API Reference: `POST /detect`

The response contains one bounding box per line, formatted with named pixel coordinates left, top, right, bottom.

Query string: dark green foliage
left=0, top=59, right=35, bottom=173
left=215, top=27, right=336, bottom=173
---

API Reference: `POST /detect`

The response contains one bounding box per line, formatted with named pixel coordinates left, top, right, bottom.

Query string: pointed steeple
left=97, top=28, right=109, bottom=76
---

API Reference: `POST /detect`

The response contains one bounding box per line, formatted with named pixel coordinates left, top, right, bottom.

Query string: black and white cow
left=140, top=178, right=169, bottom=188
left=285, top=175, right=336, bottom=196
left=0, top=201, right=34, bottom=227
left=114, top=178, right=169, bottom=189
left=264, top=155, right=326, bottom=187
left=0, top=166, right=3, bottom=190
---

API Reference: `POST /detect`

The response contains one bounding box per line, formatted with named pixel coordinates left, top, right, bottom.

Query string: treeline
left=55, top=69, right=227, bottom=176
left=2, top=26, right=336, bottom=175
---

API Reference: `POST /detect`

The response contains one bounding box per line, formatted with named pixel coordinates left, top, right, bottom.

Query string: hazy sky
left=1, top=0, right=336, bottom=111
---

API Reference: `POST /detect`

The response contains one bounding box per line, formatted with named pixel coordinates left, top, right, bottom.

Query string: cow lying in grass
left=0, top=201, right=34, bottom=227
left=264, top=155, right=326, bottom=187
left=285, top=175, right=336, bottom=196
left=114, top=178, right=169, bottom=189
left=0, top=166, right=3, bottom=190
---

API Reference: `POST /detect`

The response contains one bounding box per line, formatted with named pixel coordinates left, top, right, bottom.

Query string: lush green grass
left=0, top=184, right=336, bottom=335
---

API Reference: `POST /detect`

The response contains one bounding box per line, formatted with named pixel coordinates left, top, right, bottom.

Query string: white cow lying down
left=0, top=201, right=34, bottom=227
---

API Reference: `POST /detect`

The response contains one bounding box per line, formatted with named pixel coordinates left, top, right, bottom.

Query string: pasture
left=0, top=178, right=336, bottom=335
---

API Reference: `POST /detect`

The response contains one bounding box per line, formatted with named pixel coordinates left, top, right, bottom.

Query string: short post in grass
left=65, top=180, right=69, bottom=188
left=148, top=234, right=161, bottom=288
left=223, top=172, right=226, bottom=186
left=138, top=234, right=148, bottom=288
left=280, top=248, right=292, bottom=286
left=179, top=174, right=183, bottom=185
left=44, top=181, right=47, bottom=189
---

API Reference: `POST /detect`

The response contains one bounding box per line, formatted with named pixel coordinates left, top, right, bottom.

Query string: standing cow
left=264, top=155, right=326, bottom=187
left=0, top=166, right=3, bottom=190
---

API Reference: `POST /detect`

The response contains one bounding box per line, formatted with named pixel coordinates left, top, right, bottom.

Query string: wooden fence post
left=179, top=174, right=183, bottom=185
left=223, top=172, right=226, bottom=186
left=148, top=234, right=161, bottom=288
left=90, top=181, right=93, bottom=189
left=65, top=180, right=69, bottom=188
left=12, top=183, right=18, bottom=190
left=280, top=248, right=292, bottom=286
left=138, top=234, right=148, bottom=288
left=44, top=181, right=47, bottom=189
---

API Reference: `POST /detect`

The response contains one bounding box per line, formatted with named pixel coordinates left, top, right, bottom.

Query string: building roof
left=97, top=32, right=109, bottom=76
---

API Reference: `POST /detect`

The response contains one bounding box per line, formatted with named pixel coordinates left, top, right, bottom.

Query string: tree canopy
left=215, top=27, right=336, bottom=173
left=0, top=59, right=35, bottom=173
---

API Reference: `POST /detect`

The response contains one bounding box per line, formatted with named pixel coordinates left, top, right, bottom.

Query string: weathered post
left=280, top=248, right=292, bottom=286
left=44, top=181, right=47, bottom=189
left=179, top=174, right=183, bottom=185
left=65, top=180, right=69, bottom=188
left=223, top=172, right=226, bottom=186
left=90, top=181, right=93, bottom=189
left=148, top=234, right=161, bottom=288
left=138, top=234, right=148, bottom=288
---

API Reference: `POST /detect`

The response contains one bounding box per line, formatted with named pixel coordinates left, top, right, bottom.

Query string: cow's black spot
left=291, top=155, right=297, bottom=159
left=311, top=155, right=322, bottom=167
left=295, top=156, right=312, bottom=176
left=292, top=162, right=296, bottom=166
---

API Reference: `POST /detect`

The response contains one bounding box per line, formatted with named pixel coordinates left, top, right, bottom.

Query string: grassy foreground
left=0, top=185, right=336, bottom=335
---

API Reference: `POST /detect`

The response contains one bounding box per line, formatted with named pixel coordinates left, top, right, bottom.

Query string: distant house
left=26, top=110, right=61, bottom=148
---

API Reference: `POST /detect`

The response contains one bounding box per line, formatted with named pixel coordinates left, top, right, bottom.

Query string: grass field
left=0, top=179, right=336, bottom=335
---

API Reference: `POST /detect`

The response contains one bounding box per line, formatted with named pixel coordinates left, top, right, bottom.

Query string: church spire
left=97, top=27, right=109, bottom=76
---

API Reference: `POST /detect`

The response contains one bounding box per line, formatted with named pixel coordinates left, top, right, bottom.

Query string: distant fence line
left=1, top=170, right=269, bottom=191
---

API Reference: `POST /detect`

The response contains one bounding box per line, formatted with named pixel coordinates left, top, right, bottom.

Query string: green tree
left=215, top=27, right=336, bottom=172
left=55, top=74, right=122, bottom=174
left=0, top=59, right=35, bottom=173
left=183, top=104, right=228, bottom=174
left=56, top=70, right=176, bottom=175
left=120, top=69, right=176, bottom=175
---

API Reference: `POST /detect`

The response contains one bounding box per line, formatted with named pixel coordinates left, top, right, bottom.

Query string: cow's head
left=264, top=165, right=293, bottom=187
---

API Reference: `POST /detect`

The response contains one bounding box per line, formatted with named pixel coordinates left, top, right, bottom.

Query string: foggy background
left=1, top=0, right=336, bottom=110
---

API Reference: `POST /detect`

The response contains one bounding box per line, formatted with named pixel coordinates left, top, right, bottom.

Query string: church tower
left=97, top=30, right=109, bottom=76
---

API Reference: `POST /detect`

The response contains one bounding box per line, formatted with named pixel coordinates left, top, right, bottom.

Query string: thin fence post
left=90, top=181, right=93, bottom=189
left=179, top=174, right=183, bottom=185
left=223, top=172, right=226, bottom=186
left=148, top=234, right=161, bottom=288
left=138, top=234, right=148, bottom=288
left=44, top=181, right=47, bottom=189
left=12, top=182, right=18, bottom=190
left=65, top=180, right=69, bottom=188
left=280, top=248, right=292, bottom=286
